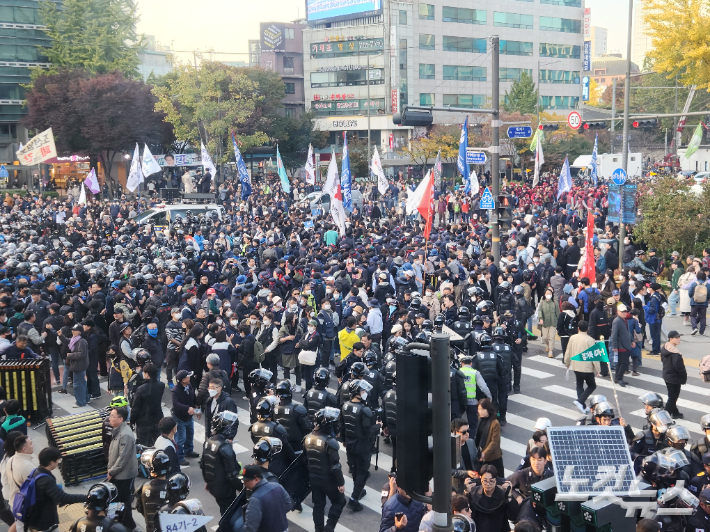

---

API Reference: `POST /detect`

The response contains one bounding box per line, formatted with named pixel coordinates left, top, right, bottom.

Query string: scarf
left=476, top=415, right=492, bottom=452
left=664, top=342, right=680, bottom=354
left=69, top=334, right=82, bottom=351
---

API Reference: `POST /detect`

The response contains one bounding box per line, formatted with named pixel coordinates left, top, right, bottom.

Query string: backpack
left=694, top=283, right=708, bottom=304
left=585, top=288, right=601, bottom=308
left=701, top=354, right=710, bottom=383
left=653, top=293, right=666, bottom=319
left=12, top=468, right=50, bottom=523
left=539, top=265, right=554, bottom=289
left=253, top=339, right=265, bottom=364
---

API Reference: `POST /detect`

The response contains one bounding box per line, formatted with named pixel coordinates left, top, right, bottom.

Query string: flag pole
left=600, top=336, right=622, bottom=420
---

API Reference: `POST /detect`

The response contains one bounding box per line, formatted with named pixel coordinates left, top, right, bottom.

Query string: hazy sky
left=135, top=0, right=631, bottom=63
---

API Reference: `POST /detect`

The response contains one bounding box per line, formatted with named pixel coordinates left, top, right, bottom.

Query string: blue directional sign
left=0, top=166, right=7, bottom=179
left=466, top=150, right=487, bottom=164
left=507, top=126, right=533, bottom=138
left=612, top=168, right=627, bottom=186
left=479, top=187, right=495, bottom=209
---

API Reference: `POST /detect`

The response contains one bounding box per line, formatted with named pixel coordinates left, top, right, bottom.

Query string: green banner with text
left=570, top=341, right=609, bottom=363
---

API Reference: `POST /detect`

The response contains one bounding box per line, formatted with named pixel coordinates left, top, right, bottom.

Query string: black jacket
left=661, top=345, right=687, bottom=385
left=205, top=391, right=239, bottom=439
left=171, top=382, right=196, bottom=422
left=130, top=380, right=166, bottom=426
left=24, top=466, right=86, bottom=529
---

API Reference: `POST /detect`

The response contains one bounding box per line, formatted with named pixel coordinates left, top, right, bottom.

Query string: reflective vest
left=460, top=366, right=478, bottom=400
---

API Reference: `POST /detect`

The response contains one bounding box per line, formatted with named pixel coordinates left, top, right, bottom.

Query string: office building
left=632, top=0, right=651, bottom=67
left=589, top=26, right=607, bottom=57
left=248, top=39, right=261, bottom=67
left=258, top=22, right=306, bottom=117
left=591, top=53, right=639, bottom=89
left=137, top=35, right=173, bottom=81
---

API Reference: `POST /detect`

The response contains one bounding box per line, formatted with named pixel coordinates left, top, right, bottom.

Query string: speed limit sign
left=567, top=111, right=582, bottom=130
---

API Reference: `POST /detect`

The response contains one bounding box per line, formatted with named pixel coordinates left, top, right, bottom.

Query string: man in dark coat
left=661, top=330, right=687, bottom=419
left=130, top=363, right=166, bottom=446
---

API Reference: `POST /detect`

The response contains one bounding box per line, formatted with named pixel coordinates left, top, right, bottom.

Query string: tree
left=542, top=135, right=592, bottom=168
left=586, top=78, right=604, bottom=106
left=38, top=0, right=143, bottom=78
left=504, top=72, right=538, bottom=115
left=271, top=111, right=328, bottom=176
left=24, top=69, right=171, bottom=196
left=643, top=0, right=710, bottom=90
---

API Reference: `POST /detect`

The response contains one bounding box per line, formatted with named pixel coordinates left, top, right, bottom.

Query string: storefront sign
left=313, top=93, right=356, bottom=101
left=312, top=99, right=384, bottom=112
left=583, top=41, right=591, bottom=72
left=391, top=89, right=398, bottom=114
left=261, top=23, right=285, bottom=53
left=310, top=38, right=384, bottom=57
left=332, top=119, right=359, bottom=128
left=316, top=65, right=361, bottom=72
left=584, top=8, right=591, bottom=38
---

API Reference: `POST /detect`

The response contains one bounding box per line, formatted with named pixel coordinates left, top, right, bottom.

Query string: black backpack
left=585, top=288, right=601, bottom=307
left=539, top=265, right=554, bottom=289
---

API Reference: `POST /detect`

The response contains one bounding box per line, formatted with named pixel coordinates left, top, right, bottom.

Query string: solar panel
left=547, top=426, right=636, bottom=497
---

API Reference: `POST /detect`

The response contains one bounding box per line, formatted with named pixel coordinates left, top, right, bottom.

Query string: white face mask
left=304, top=290, right=311, bottom=295
left=263, top=319, right=271, bottom=326
left=323, top=304, right=331, bottom=310
left=528, top=265, right=535, bottom=271
left=326, top=288, right=332, bottom=294
left=208, top=267, right=214, bottom=271
left=250, top=318, right=257, bottom=324
left=230, top=320, right=238, bottom=326
left=308, top=326, right=316, bottom=333
left=426, top=291, right=432, bottom=297
left=259, top=307, right=267, bottom=314
left=629, top=281, right=635, bottom=287
left=215, top=318, right=223, bottom=325
left=290, top=304, right=298, bottom=312
left=546, top=294, right=552, bottom=300
left=360, top=391, right=368, bottom=401
left=208, top=388, right=219, bottom=397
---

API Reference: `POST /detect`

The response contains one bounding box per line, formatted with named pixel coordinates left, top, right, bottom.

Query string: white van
left=132, top=203, right=226, bottom=231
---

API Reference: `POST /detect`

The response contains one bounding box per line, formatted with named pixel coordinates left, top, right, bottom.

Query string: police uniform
left=685, top=504, right=710, bottom=531
left=248, top=419, right=296, bottom=476
left=70, top=515, right=129, bottom=532
left=450, top=364, right=468, bottom=420
left=200, top=433, right=243, bottom=514
left=135, top=479, right=169, bottom=532
left=304, top=387, right=338, bottom=422
left=304, top=429, right=346, bottom=530
left=339, top=399, right=379, bottom=502
left=692, top=436, right=710, bottom=462
left=630, top=429, right=669, bottom=462
left=689, top=471, right=710, bottom=496
left=362, top=368, right=385, bottom=410
left=472, top=349, right=501, bottom=408
left=382, top=386, right=397, bottom=471
left=507, top=467, right=554, bottom=524
left=505, top=319, right=525, bottom=393
left=492, top=340, right=513, bottom=422
left=274, top=399, right=312, bottom=452
left=383, top=356, right=396, bottom=390
left=248, top=384, right=267, bottom=424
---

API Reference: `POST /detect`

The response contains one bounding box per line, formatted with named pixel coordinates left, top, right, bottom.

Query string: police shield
left=217, top=490, right=246, bottom=532
left=279, top=452, right=311, bottom=506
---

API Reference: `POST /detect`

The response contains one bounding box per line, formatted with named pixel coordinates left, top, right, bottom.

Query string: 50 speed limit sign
left=567, top=111, right=582, bottom=130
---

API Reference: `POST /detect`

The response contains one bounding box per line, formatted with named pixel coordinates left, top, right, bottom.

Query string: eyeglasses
left=481, top=477, right=496, bottom=484
left=458, top=429, right=469, bottom=435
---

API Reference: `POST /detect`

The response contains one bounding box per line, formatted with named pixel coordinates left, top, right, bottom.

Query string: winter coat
left=661, top=343, right=687, bottom=385
left=538, top=298, right=559, bottom=328
left=563, top=332, right=599, bottom=373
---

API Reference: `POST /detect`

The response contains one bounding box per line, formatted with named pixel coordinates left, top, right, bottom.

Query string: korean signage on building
left=310, top=38, right=384, bottom=57
left=582, top=76, right=590, bottom=102
left=583, top=41, right=591, bottom=72
left=313, top=93, right=356, bottom=101
left=261, top=23, right=285, bottom=53
left=391, top=89, right=399, bottom=114
left=312, top=99, right=385, bottom=112
left=583, top=8, right=591, bottom=38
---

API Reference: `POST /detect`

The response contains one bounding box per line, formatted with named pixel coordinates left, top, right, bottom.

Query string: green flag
left=570, top=341, right=609, bottom=363
left=685, top=123, right=703, bottom=160
left=276, top=145, right=291, bottom=194
left=529, top=129, right=539, bottom=152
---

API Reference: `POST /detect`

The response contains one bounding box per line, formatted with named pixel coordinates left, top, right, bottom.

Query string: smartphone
left=395, top=512, right=404, bottom=520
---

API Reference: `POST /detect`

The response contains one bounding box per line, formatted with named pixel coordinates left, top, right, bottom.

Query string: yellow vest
left=338, top=328, right=360, bottom=357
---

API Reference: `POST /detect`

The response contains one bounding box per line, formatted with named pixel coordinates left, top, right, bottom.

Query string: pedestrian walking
left=564, top=321, right=599, bottom=414
left=129, top=363, right=165, bottom=446
left=537, top=287, right=559, bottom=357
left=610, top=304, right=635, bottom=387
left=661, top=330, right=687, bottom=420
left=688, top=271, right=709, bottom=336
left=240, top=465, right=292, bottom=529
left=67, top=324, right=90, bottom=408
left=106, top=407, right=139, bottom=532
left=644, top=283, right=664, bottom=355
left=171, top=369, right=199, bottom=464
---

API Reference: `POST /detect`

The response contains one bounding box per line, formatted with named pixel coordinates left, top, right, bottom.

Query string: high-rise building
left=137, top=35, right=173, bottom=81
left=589, top=26, right=607, bottom=57
left=248, top=40, right=261, bottom=67
left=632, top=0, right=652, bottom=67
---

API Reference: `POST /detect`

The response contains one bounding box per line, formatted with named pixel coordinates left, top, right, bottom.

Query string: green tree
left=542, top=135, right=592, bottom=168
left=504, top=72, right=538, bottom=115
left=38, top=0, right=143, bottom=78
left=272, top=111, right=329, bottom=175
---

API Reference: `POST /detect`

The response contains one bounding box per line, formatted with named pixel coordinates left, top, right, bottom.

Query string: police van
left=133, top=203, right=226, bottom=232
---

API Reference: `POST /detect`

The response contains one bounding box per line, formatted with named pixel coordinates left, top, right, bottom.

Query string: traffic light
left=396, top=349, right=433, bottom=494
left=540, top=124, right=559, bottom=131
left=497, top=195, right=514, bottom=231
left=393, top=109, right=434, bottom=127
left=632, top=119, right=658, bottom=129
left=582, top=121, right=607, bottom=130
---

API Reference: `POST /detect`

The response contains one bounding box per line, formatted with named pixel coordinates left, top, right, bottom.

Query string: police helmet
left=149, top=450, right=171, bottom=477
left=211, top=410, right=239, bottom=436
left=649, top=409, right=675, bottom=434
left=171, top=499, right=204, bottom=516
left=452, top=515, right=473, bottom=532
left=499, top=281, right=511, bottom=291
left=660, top=447, right=691, bottom=470
left=458, top=306, right=471, bottom=320
left=166, top=472, right=191, bottom=501
left=588, top=395, right=608, bottom=409
left=275, top=379, right=293, bottom=399
left=421, top=320, right=434, bottom=332
left=434, top=314, right=446, bottom=329
left=85, top=482, right=118, bottom=511
left=658, top=486, right=699, bottom=510
left=252, top=437, right=282, bottom=463
left=249, top=368, right=274, bottom=387
left=472, top=315, right=484, bottom=326
left=666, top=425, right=691, bottom=444
left=255, top=397, right=276, bottom=421
left=363, top=350, right=378, bottom=369
left=492, top=327, right=506, bottom=341
left=513, top=285, right=524, bottom=294
left=314, top=367, right=330, bottom=387
left=109, top=395, right=128, bottom=409
left=409, top=299, right=422, bottom=312
left=593, top=401, right=615, bottom=419
left=639, top=392, right=664, bottom=408
left=701, top=414, right=710, bottom=431
left=314, top=407, right=340, bottom=430
left=348, top=379, right=373, bottom=399
left=641, top=452, right=675, bottom=479
left=350, top=361, right=368, bottom=379
left=475, top=332, right=493, bottom=348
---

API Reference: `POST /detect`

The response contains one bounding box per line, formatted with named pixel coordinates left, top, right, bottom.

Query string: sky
left=135, top=0, right=632, bottom=63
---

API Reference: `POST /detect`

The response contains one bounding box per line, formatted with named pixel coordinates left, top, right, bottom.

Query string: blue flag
left=232, top=134, right=252, bottom=201
left=276, top=146, right=291, bottom=194
left=457, top=117, right=470, bottom=193
left=557, top=157, right=572, bottom=199
left=590, top=133, right=598, bottom=187
left=341, top=132, right=353, bottom=212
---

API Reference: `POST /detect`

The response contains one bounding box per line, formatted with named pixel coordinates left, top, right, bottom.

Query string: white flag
left=304, top=144, right=315, bottom=185
left=533, top=131, right=545, bottom=188
left=325, top=153, right=346, bottom=236
left=201, top=141, right=217, bottom=178
left=126, top=143, right=144, bottom=192
left=469, top=170, right=480, bottom=196
left=141, top=144, right=162, bottom=177
left=406, top=172, right=432, bottom=215
left=78, top=184, right=86, bottom=205
left=322, top=149, right=338, bottom=198
left=371, top=147, right=389, bottom=195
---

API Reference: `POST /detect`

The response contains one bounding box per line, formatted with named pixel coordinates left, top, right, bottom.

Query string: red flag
left=581, top=210, right=596, bottom=281
left=417, top=170, right=435, bottom=240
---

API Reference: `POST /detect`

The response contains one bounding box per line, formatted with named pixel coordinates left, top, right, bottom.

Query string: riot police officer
left=70, top=483, right=128, bottom=532
left=576, top=394, right=608, bottom=425
left=251, top=437, right=282, bottom=483
left=382, top=372, right=397, bottom=472
left=135, top=449, right=171, bottom=532
left=470, top=332, right=499, bottom=410
left=248, top=396, right=296, bottom=476
left=362, top=351, right=385, bottom=410
left=475, top=300, right=494, bottom=321
left=503, top=310, right=525, bottom=394
left=248, top=368, right=274, bottom=423
left=163, top=472, right=190, bottom=510
left=689, top=453, right=710, bottom=497
left=164, top=500, right=208, bottom=532
left=200, top=411, right=243, bottom=515
left=666, top=425, right=703, bottom=476
left=339, top=379, right=380, bottom=512
left=337, top=361, right=368, bottom=406
left=459, top=351, right=493, bottom=433
left=639, top=392, right=665, bottom=429
left=691, top=414, right=710, bottom=462
left=304, top=367, right=338, bottom=422
left=631, top=408, right=672, bottom=465
left=450, top=354, right=469, bottom=420
left=451, top=307, right=473, bottom=354
left=491, top=327, right=513, bottom=425
left=304, top=407, right=346, bottom=532
left=274, top=379, right=312, bottom=452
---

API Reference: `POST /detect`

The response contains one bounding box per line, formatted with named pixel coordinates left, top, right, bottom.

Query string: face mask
left=290, top=304, right=298, bottom=312
left=360, top=391, right=368, bottom=401
left=215, top=319, right=223, bottom=325
left=250, top=318, right=257, bottom=324
left=230, top=320, right=238, bottom=326
left=426, top=291, right=432, bottom=297
left=259, top=307, right=267, bottom=314
left=190, top=299, right=197, bottom=306
left=326, top=288, right=332, bottom=294
left=546, top=294, right=552, bottom=300
left=629, top=281, right=635, bottom=287
left=308, top=326, right=316, bottom=333
left=304, top=290, right=311, bottom=295
left=223, top=303, right=230, bottom=308
left=323, top=304, right=331, bottom=310
left=263, top=319, right=271, bottom=326
left=208, top=267, right=214, bottom=271
left=147, top=328, right=158, bottom=337
left=528, top=265, right=535, bottom=271
left=309, top=312, right=315, bottom=318
left=300, top=299, right=307, bottom=306
left=208, top=389, right=219, bottom=397
left=533, top=258, right=539, bottom=263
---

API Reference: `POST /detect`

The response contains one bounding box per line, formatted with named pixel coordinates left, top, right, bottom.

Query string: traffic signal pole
left=430, top=333, right=453, bottom=532
left=491, top=36, right=501, bottom=264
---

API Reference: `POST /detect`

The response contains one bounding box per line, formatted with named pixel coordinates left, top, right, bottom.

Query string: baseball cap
left=700, top=488, right=710, bottom=504
left=702, top=452, right=710, bottom=466
left=206, top=288, right=216, bottom=295
left=612, top=290, right=620, bottom=296
left=617, top=304, right=628, bottom=312
left=176, top=370, right=193, bottom=381
left=238, top=464, right=263, bottom=481
left=668, top=330, right=680, bottom=339
left=118, top=322, right=131, bottom=333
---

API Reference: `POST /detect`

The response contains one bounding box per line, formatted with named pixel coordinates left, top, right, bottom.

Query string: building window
left=442, top=6, right=486, bottom=24
left=310, top=69, right=385, bottom=87
left=539, top=43, right=581, bottom=58
left=419, top=34, right=435, bottom=50
left=443, top=65, right=486, bottom=81
left=285, top=107, right=294, bottom=118
left=443, top=94, right=486, bottom=107
left=400, top=38, right=408, bottom=106
left=600, top=78, right=606, bottom=83
left=285, top=83, right=296, bottom=94
left=540, top=95, right=579, bottom=109
left=539, top=17, right=582, bottom=33
left=540, top=0, right=582, bottom=6
left=420, top=93, right=435, bottom=106
left=443, top=36, right=486, bottom=53
left=285, top=28, right=295, bottom=39
left=500, top=68, right=533, bottom=81
left=493, top=12, right=533, bottom=29
left=419, top=4, right=435, bottom=20
left=539, top=70, right=581, bottom=84
left=500, top=40, right=533, bottom=56
left=399, top=10, right=407, bottom=24
left=419, top=64, right=435, bottom=79
left=283, top=56, right=294, bottom=69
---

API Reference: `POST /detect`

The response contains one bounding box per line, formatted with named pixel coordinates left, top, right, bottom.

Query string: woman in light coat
left=538, top=287, right=560, bottom=357
left=678, top=266, right=696, bottom=325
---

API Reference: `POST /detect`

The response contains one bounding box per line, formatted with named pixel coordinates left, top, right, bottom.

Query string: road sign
left=479, top=187, right=494, bottom=209
left=507, top=126, right=533, bottom=138
left=567, top=111, right=582, bottom=130
left=0, top=166, right=7, bottom=179
left=612, top=168, right=627, bottom=185
left=466, top=150, right=487, bottom=164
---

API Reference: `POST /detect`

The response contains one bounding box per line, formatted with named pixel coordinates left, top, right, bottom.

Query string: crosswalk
left=46, top=347, right=709, bottom=532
